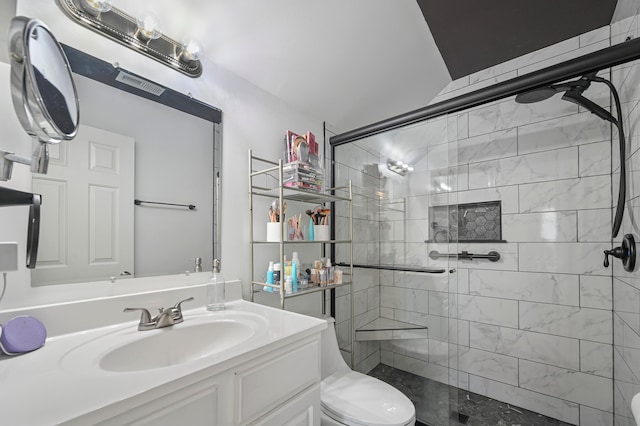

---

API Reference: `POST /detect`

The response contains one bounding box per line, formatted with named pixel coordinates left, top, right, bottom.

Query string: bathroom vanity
left=0, top=280, right=326, bottom=425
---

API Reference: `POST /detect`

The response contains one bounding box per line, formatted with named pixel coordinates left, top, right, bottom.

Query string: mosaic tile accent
left=430, top=201, right=503, bottom=242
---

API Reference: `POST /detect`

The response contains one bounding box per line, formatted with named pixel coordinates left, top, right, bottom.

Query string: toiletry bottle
left=291, top=252, right=301, bottom=292
left=284, top=276, right=293, bottom=294
left=334, top=265, right=343, bottom=284
left=274, top=262, right=281, bottom=284
left=265, top=261, right=274, bottom=292
left=308, top=218, right=315, bottom=241
left=326, top=258, right=334, bottom=284
left=206, top=259, right=225, bottom=311
left=284, top=255, right=292, bottom=283
left=291, top=262, right=298, bottom=293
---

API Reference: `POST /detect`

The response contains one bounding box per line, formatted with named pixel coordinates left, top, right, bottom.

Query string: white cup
left=266, top=222, right=284, bottom=242
left=314, top=224, right=330, bottom=241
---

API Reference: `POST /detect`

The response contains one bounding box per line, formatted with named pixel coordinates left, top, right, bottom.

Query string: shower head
left=514, top=86, right=560, bottom=103
left=561, top=89, right=616, bottom=123
left=514, top=73, right=596, bottom=105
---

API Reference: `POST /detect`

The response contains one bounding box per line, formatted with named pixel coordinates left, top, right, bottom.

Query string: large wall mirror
left=30, top=44, right=221, bottom=286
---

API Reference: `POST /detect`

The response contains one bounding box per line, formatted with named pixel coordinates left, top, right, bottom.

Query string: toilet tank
left=321, top=317, right=351, bottom=380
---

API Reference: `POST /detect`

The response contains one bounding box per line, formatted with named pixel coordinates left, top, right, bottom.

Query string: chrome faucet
left=124, top=297, right=195, bottom=331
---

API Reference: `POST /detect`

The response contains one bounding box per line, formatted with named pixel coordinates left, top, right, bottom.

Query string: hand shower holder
left=603, top=233, right=636, bottom=272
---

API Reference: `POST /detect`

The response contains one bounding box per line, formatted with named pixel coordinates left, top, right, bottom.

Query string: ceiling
left=418, top=0, right=619, bottom=79
left=100, top=1, right=624, bottom=133
left=109, top=0, right=452, bottom=133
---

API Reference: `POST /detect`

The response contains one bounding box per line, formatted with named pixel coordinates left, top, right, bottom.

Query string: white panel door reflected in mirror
left=32, top=125, right=135, bottom=285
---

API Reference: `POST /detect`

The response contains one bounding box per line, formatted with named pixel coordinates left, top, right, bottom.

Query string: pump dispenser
left=206, top=259, right=225, bottom=311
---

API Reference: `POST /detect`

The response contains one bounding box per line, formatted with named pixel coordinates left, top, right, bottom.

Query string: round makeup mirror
left=6, top=16, right=79, bottom=176
left=0, top=17, right=79, bottom=269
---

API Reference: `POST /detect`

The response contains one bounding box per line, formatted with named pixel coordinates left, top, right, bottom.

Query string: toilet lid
left=321, top=371, right=415, bottom=426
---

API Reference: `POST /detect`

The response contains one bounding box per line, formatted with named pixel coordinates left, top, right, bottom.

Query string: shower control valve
left=603, top=233, right=636, bottom=272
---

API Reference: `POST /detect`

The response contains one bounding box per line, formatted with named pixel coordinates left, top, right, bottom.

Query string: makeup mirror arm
left=0, top=142, right=50, bottom=181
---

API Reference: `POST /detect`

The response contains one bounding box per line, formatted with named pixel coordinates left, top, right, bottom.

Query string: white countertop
left=0, top=299, right=326, bottom=425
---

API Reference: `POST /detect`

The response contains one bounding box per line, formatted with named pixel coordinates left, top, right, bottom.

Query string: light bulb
left=181, top=40, right=203, bottom=61
left=136, top=15, right=162, bottom=40
left=81, top=0, right=112, bottom=15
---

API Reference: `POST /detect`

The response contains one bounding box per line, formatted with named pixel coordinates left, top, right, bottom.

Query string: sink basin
left=101, top=320, right=254, bottom=372
left=62, top=310, right=266, bottom=373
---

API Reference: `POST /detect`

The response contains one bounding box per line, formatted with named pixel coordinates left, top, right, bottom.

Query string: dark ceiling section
left=417, top=0, right=618, bottom=80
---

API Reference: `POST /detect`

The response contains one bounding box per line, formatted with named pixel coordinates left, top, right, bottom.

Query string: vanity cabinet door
left=249, top=383, right=320, bottom=426
left=234, top=339, right=320, bottom=425
left=91, top=377, right=219, bottom=426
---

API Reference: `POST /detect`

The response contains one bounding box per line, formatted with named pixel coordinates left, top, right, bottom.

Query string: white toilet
left=320, top=317, right=416, bottom=426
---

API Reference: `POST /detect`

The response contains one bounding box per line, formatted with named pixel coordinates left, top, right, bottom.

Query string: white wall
left=0, top=1, right=324, bottom=312
left=0, top=0, right=16, bottom=63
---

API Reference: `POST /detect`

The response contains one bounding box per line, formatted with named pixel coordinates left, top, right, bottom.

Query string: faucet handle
left=123, top=307, right=152, bottom=325
left=167, top=297, right=195, bottom=324
left=173, top=297, right=195, bottom=310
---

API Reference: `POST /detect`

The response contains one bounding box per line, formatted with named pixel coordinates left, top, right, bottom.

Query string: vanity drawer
left=234, top=338, right=320, bottom=425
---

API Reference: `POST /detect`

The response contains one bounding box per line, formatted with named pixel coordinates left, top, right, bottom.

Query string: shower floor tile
left=368, top=364, right=573, bottom=426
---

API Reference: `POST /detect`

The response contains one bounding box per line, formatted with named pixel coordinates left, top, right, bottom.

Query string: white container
left=266, top=222, right=285, bottom=242
left=314, top=224, right=330, bottom=241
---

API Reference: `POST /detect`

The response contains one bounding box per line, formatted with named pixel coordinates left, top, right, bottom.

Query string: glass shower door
left=332, top=114, right=460, bottom=425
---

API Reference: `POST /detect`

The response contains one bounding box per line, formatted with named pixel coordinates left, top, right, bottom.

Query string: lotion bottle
left=291, top=252, right=301, bottom=292
left=265, top=261, right=274, bottom=292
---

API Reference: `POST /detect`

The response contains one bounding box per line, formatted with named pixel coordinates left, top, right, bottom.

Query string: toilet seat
left=321, top=371, right=415, bottom=426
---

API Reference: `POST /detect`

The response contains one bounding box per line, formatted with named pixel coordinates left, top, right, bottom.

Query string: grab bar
left=428, top=250, right=500, bottom=262
left=134, top=199, right=196, bottom=210
left=336, top=262, right=450, bottom=274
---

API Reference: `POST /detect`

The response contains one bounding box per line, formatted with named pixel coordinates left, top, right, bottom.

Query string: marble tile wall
left=443, top=27, right=619, bottom=423
left=332, top=20, right=633, bottom=426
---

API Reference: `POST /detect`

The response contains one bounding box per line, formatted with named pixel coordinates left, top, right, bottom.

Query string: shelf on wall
left=252, top=239, right=351, bottom=245
left=251, top=186, right=351, bottom=204
left=424, top=239, right=509, bottom=244
left=355, top=317, right=429, bottom=342
left=251, top=280, right=351, bottom=299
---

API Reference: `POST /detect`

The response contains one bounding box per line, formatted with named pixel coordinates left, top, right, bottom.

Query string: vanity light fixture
left=57, top=0, right=203, bottom=77
left=386, top=159, right=413, bottom=176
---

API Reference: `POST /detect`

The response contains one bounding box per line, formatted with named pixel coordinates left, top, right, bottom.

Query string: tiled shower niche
left=429, top=201, right=504, bottom=243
